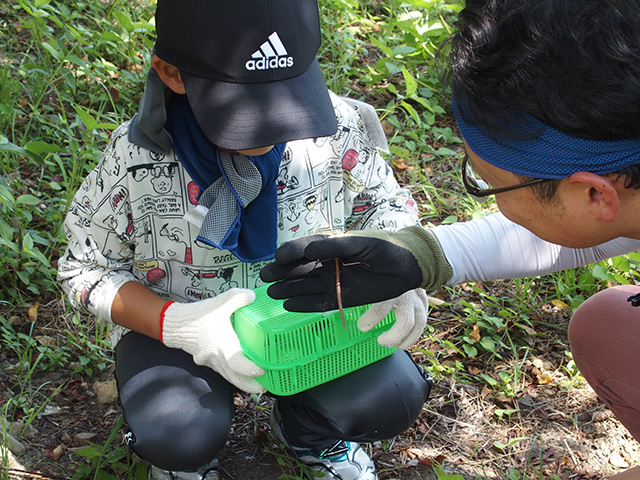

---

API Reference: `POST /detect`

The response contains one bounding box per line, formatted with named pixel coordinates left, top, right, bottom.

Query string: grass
left=0, top=0, right=635, bottom=479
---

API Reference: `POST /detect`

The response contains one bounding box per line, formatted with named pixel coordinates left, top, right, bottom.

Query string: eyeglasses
left=461, top=154, right=551, bottom=200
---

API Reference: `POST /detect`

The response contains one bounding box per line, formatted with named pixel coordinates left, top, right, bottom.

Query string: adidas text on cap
left=154, top=0, right=338, bottom=150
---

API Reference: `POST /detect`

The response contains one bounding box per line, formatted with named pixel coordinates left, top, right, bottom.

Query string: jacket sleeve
left=57, top=124, right=138, bottom=323
left=431, top=211, right=640, bottom=284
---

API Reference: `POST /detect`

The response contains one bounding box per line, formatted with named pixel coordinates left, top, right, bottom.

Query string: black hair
left=449, top=0, right=640, bottom=191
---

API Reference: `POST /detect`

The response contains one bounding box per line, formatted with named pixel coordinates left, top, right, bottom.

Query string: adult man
left=261, top=1, right=640, bottom=478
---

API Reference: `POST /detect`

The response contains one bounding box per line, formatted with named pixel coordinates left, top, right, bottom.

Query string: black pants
left=115, top=332, right=432, bottom=471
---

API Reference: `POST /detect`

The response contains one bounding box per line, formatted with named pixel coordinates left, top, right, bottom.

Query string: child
left=58, top=1, right=432, bottom=479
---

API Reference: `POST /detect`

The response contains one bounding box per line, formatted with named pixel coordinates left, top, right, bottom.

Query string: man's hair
left=449, top=0, right=640, bottom=193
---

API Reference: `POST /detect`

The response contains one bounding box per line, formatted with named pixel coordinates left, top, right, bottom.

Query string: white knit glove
left=357, top=289, right=429, bottom=350
left=160, top=288, right=266, bottom=393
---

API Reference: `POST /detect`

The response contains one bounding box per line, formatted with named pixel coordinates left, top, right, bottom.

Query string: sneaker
left=270, top=405, right=377, bottom=480
left=149, top=459, right=219, bottom=480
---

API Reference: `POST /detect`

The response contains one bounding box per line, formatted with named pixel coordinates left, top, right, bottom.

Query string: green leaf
left=433, top=466, right=466, bottom=480
left=25, top=141, right=62, bottom=154
left=400, top=101, right=420, bottom=125
left=16, top=270, right=30, bottom=285
left=135, top=462, right=150, bottom=480
left=592, top=264, right=615, bottom=282
left=462, top=344, right=477, bottom=357
left=384, top=61, right=402, bottom=75
left=41, top=40, right=62, bottom=60
left=0, top=135, right=37, bottom=159
left=494, top=408, right=519, bottom=419
left=494, top=436, right=529, bottom=452
left=94, top=469, right=117, bottom=480
left=479, top=336, right=496, bottom=352
left=369, top=37, right=393, bottom=58
left=101, top=31, right=121, bottom=42
left=402, top=66, right=417, bottom=97
left=435, top=147, right=459, bottom=156
left=0, top=218, right=13, bottom=241
left=481, top=373, right=498, bottom=386
left=113, top=11, right=134, bottom=32
left=16, top=194, right=41, bottom=206
left=22, top=233, right=34, bottom=251
left=73, top=105, right=98, bottom=131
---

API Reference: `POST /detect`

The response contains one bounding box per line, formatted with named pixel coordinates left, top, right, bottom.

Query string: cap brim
left=181, top=60, right=338, bottom=150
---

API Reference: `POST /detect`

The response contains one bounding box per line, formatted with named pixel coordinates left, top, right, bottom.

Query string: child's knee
left=129, top=423, right=227, bottom=471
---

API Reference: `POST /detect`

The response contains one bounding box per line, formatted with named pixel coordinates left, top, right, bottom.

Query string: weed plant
left=0, top=0, right=155, bottom=303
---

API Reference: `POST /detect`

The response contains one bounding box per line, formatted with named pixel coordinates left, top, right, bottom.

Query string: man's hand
left=260, top=226, right=452, bottom=312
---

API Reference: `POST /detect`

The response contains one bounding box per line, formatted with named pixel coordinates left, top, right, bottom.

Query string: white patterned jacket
left=58, top=94, right=421, bottom=345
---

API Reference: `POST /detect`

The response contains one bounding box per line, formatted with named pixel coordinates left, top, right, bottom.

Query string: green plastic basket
left=232, top=284, right=396, bottom=395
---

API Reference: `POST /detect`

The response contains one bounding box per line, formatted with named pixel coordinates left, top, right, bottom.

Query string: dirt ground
left=1, top=286, right=639, bottom=480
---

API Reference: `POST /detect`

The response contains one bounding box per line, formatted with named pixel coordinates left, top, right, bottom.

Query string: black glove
left=260, top=226, right=452, bottom=312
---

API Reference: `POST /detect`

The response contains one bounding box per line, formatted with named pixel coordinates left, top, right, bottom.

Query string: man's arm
left=261, top=212, right=640, bottom=311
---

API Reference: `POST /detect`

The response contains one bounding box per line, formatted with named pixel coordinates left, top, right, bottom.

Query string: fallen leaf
left=36, top=336, right=55, bottom=346
left=392, top=157, right=413, bottom=170
left=380, top=120, right=394, bottom=135
left=480, top=384, right=492, bottom=399
left=593, top=410, right=613, bottom=422
left=610, top=452, right=629, bottom=469
left=419, top=454, right=446, bottom=466
left=469, top=324, right=481, bottom=342
left=427, top=296, right=445, bottom=307
left=468, top=365, right=481, bottom=375
left=406, top=448, right=423, bottom=459
left=28, top=302, right=39, bottom=322
left=551, top=299, right=570, bottom=311
left=537, top=373, right=554, bottom=385
left=60, top=432, right=72, bottom=445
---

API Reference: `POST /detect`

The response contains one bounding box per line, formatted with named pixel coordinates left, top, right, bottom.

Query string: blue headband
left=452, top=96, right=640, bottom=178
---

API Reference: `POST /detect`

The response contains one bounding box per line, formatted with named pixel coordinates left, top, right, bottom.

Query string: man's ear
left=152, top=55, right=186, bottom=95
left=568, top=171, right=620, bottom=222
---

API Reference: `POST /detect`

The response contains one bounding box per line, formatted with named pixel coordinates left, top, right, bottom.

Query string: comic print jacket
left=58, top=95, right=420, bottom=346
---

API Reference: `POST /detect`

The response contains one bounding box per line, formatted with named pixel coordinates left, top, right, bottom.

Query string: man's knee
left=569, top=285, right=639, bottom=354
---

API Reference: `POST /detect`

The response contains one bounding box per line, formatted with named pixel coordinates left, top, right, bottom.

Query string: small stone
left=92, top=380, right=118, bottom=404
left=4, top=433, right=25, bottom=456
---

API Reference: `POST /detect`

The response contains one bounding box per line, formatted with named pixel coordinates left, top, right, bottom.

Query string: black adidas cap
left=155, top=0, right=338, bottom=150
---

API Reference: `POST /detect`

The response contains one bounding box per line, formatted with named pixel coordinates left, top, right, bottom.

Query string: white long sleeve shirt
left=432, top=211, right=640, bottom=284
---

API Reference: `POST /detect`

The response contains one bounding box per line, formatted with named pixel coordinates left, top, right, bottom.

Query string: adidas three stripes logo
left=245, top=32, right=294, bottom=71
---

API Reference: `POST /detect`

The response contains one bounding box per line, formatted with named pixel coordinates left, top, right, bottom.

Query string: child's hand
left=160, top=289, right=266, bottom=393
left=357, top=289, right=429, bottom=350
